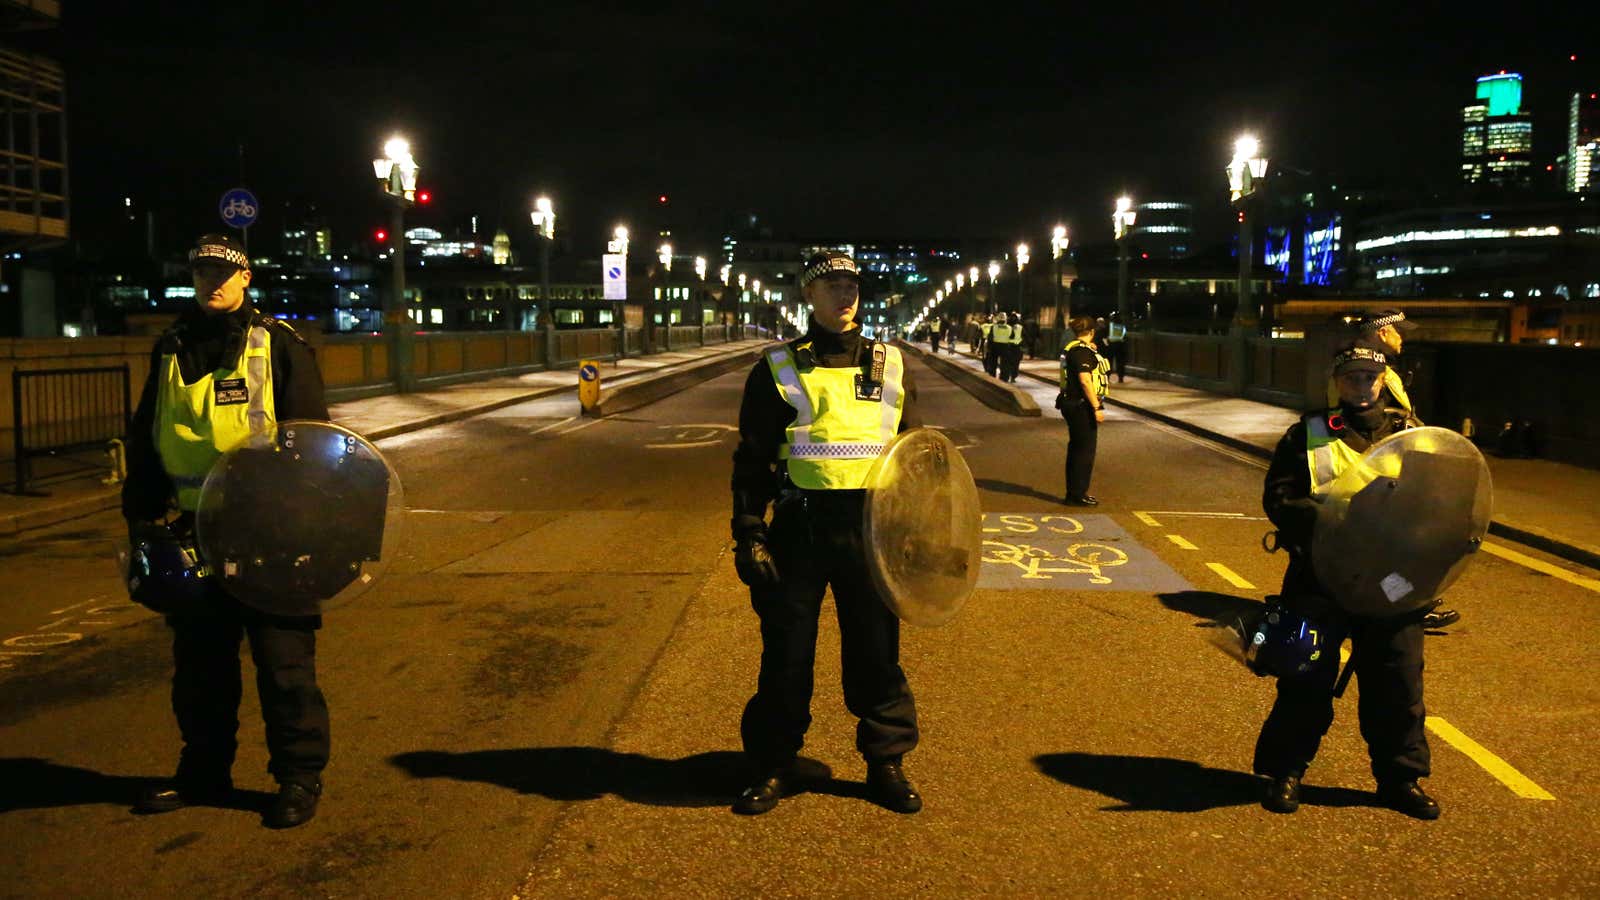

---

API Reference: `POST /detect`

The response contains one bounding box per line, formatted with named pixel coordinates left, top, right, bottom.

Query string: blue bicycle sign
left=218, top=188, right=259, bottom=229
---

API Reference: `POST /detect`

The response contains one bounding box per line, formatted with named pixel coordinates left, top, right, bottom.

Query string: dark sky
left=50, top=1, right=1596, bottom=259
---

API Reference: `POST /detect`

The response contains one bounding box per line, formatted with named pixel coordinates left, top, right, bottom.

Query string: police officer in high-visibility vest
left=122, top=233, right=332, bottom=828
left=987, top=313, right=1013, bottom=378
left=1253, top=343, right=1440, bottom=821
left=729, top=250, right=923, bottom=816
left=1058, top=316, right=1109, bottom=505
left=980, top=315, right=997, bottom=374
left=1103, top=311, right=1128, bottom=383
left=926, top=313, right=942, bottom=354
left=1001, top=311, right=1026, bottom=381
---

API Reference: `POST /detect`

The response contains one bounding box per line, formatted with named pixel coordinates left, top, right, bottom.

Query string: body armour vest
left=155, top=323, right=276, bottom=510
left=1302, top=409, right=1418, bottom=498
left=1061, top=339, right=1109, bottom=401
left=765, top=339, right=905, bottom=490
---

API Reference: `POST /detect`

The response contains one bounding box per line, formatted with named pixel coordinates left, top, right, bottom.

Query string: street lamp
left=609, top=224, right=630, bottom=351
left=1113, top=196, right=1137, bottom=324
left=1227, top=133, right=1269, bottom=330
left=373, top=135, right=419, bottom=392
left=530, top=195, right=555, bottom=331
left=986, top=260, right=1001, bottom=315
left=1051, top=225, right=1070, bottom=338
left=656, top=242, right=673, bottom=350
left=1015, top=242, right=1030, bottom=313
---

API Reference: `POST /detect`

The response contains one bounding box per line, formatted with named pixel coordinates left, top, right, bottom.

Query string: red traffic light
left=417, top=191, right=431, bottom=204
left=658, top=194, right=669, bottom=204
left=375, top=229, right=388, bottom=242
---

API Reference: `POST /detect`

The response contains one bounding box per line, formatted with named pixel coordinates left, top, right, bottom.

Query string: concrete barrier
left=590, top=345, right=768, bottom=417
left=898, top=341, right=1040, bottom=417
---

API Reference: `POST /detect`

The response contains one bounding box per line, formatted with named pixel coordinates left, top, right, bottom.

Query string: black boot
left=732, top=765, right=793, bottom=816
left=265, top=780, right=321, bottom=829
left=866, top=758, right=922, bottom=814
left=1262, top=775, right=1300, bottom=814
left=135, top=776, right=233, bottom=814
left=1377, top=780, right=1441, bottom=820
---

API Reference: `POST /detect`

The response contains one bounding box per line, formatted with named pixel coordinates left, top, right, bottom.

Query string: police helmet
left=1243, top=600, right=1327, bottom=678
left=125, top=521, right=213, bottom=614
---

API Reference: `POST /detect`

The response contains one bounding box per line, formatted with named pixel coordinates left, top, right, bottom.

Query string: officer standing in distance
left=1000, top=311, right=1026, bottom=382
left=1253, top=344, right=1440, bottom=820
left=1058, top=316, right=1108, bottom=506
left=123, top=233, right=332, bottom=828
left=926, top=313, right=942, bottom=353
left=1103, top=311, right=1128, bottom=383
left=729, top=250, right=924, bottom=816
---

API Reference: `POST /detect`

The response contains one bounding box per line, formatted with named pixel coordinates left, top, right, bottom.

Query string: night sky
left=47, top=2, right=1595, bottom=259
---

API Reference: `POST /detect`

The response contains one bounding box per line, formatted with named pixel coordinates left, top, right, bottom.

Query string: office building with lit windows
left=1461, top=72, right=1534, bottom=188
left=1568, top=91, right=1600, bottom=194
left=1130, top=201, right=1193, bottom=259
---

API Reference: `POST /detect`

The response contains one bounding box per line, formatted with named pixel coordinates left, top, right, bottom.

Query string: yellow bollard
left=578, top=359, right=602, bottom=415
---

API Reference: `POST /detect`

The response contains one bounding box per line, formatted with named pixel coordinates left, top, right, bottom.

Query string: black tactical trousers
left=1253, top=566, right=1430, bottom=784
left=741, top=492, right=919, bottom=769
left=1062, top=403, right=1098, bottom=499
left=167, top=585, right=329, bottom=787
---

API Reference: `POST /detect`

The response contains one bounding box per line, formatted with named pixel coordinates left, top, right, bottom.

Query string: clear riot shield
left=1312, top=426, right=1492, bottom=618
left=861, top=428, right=983, bottom=627
left=195, top=420, right=406, bottom=617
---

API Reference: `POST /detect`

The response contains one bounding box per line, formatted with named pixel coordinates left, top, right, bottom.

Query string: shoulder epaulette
left=257, top=315, right=310, bottom=345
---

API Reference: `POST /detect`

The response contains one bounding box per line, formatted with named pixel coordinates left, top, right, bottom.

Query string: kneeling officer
left=1252, top=344, right=1440, bottom=820
left=123, top=233, right=332, bottom=828
left=729, top=250, right=924, bottom=815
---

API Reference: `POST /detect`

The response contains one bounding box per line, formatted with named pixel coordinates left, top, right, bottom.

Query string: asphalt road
left=1, top=351, right=1596, bottom=898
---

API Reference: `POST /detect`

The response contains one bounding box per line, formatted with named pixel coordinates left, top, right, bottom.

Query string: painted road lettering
left=0, top=597, right=144, bottom=671
left=978, top=513, right=1191, bottom=592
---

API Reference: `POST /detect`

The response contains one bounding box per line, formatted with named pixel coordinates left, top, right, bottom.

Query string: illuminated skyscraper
left=1461, top=72, right=1533, bottom=188
left=1568, top=91, right=1600, bottom=193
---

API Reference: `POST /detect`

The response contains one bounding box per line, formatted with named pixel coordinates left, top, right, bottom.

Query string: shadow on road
left=0, top=758, right=273, bottom=814
left=389, top=747, right=850, bottom=808
left=975, top=478, right=1062, bottom=505
left=1158, top=590, right=1262, bottom=623
left=1033, top=752, right=1377, bottom=812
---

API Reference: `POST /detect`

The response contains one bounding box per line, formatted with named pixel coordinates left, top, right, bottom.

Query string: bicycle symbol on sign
left=221, top=197, right=257, bottom=221
left=981, top=538, right=1130, bottom=584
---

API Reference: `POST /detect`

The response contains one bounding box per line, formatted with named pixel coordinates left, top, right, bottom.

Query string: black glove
left=734, top=529, right=780, bottom=588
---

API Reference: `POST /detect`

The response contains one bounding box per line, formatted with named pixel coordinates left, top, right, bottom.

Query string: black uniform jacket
left=122, top=306, right=330, bottom=521
left=730, top=320, right=922, bottom=537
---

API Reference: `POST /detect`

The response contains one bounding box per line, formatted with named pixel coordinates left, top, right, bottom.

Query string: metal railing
left=10, top=365, right=129, bottom=494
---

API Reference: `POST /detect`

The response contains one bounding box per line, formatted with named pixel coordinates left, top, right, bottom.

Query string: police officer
left=1253, top=343, right=1440, bottom=820
left=729, top=250, right=923, bottom=816
left=123, top=233, right=332, bottom=828
left=978, top=314, right=993, bottom=359
left=999, top=312, right=1026, bottom=382
left=1103, top=311, right=1128, bottom=383
left=927, top=313, right=942, bottom=354
left=985, top=313, right=1010, bottom=377
left=1059, top=316, right=1108, bottom=506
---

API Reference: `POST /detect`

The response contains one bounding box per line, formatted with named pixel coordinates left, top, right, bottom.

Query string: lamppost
left=1113, top=196, right=1137, bottom=324
left=694, top=256, right=707, bottom=330
left=655, top=242, right=673, bottom=352
left=1051, top=225, right=1070, bottom=339
left=530, top=195, right=555, bottom=331
left=1015, top=242, right=1030, bottom=314
left=609, top=224, right=629, bottom=352
left=719, top=263, right=731, bottom=332
left=986, top=261, right=1001, bottom=315
left=1226, top=134, right=1269, bottom=332
left=737, top=272, right=747, bottom=335
left=373, top=135, right=419, bottom=392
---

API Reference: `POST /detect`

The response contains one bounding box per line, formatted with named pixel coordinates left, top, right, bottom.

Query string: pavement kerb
left=1, top=341, right=766, bottom=537
left=589, top=345, right=765, bottom=417
left=899, top=341, right=1041, bottom=417
left=1000, top=351, right=1600, bottom=574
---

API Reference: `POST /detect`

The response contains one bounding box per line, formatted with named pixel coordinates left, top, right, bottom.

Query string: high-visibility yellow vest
left=929, top=319, right=941, bottom=333
left=980, top=323, right=992, bottom=337
left=765, top=340, right=905, bottom=490
left=991, top=323, right=1013, bottom=344
left=1326, top=366, right=1412, bottom=415
left=1060, top=339, right=1109, bottom=401
left=154, top=323, right=276, bottom=510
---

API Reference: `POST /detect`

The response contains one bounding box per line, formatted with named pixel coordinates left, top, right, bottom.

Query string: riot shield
left=1312, top=426, right=1491, bottom=618
left=861, top=428, right=982, bottom=627
left=195, top=420, right=406, bottom=617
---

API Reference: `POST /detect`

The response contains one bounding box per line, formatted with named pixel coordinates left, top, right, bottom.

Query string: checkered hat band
left=190, top=244, right=249, bottom=268
left=1365, top=313, right=1404, bottom=331
left=800, top=257, right=859, bottom=287
left=787, top=441, right=884, bottom=459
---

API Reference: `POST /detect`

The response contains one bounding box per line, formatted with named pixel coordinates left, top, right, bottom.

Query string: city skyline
left=51, top=3, right=1597, bottom=259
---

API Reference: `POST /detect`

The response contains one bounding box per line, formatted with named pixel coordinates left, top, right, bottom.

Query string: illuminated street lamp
left=1113, top=196, right=1137, bottom=323
left=609, top=225, right=629, bottom=350
left=1014, top=242, right=1031, bottom=313
left=1051, top=225, right=1070, bottom=335
left=530, top=195, right=555, bottom=328
left=986, top=260, right=1001, bottom=315
left=373, top=135, right=419, bottom=392
left=654, top=243, right=673, bottom=350
left=1226, top=134, right=1269, bottom=329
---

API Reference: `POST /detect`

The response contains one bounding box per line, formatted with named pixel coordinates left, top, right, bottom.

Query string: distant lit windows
left=1354, top=225, right=1560, bottom=251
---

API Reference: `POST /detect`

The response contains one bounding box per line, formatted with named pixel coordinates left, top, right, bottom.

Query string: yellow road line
left=1134, top=511, right=1161, bottom=527
left=1481, top=542, right=1600, bottom=593
left=1166, top=534, right=1198, bottom=550
left=1425, top=716, right=1556, bottom=800
left=1206, top=562, right=1256, bottom=590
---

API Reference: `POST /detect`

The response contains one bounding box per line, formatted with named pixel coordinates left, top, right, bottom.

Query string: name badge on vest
left=214, top=377, right=249, bottom=405
left=854, top=373, right=883, bottom=402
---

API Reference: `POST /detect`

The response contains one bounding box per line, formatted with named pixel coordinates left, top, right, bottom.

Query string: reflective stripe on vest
left=766, top=342, right=905, bottom=490
left=1303, top=412, right=1365, bottom=498
left=1061, top=339, right=1110, bottom=400
left=155, top=324, right=276, bottom=511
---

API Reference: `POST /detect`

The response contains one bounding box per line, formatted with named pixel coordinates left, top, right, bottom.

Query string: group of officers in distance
left=125, top=236, right=1456, bottom=831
